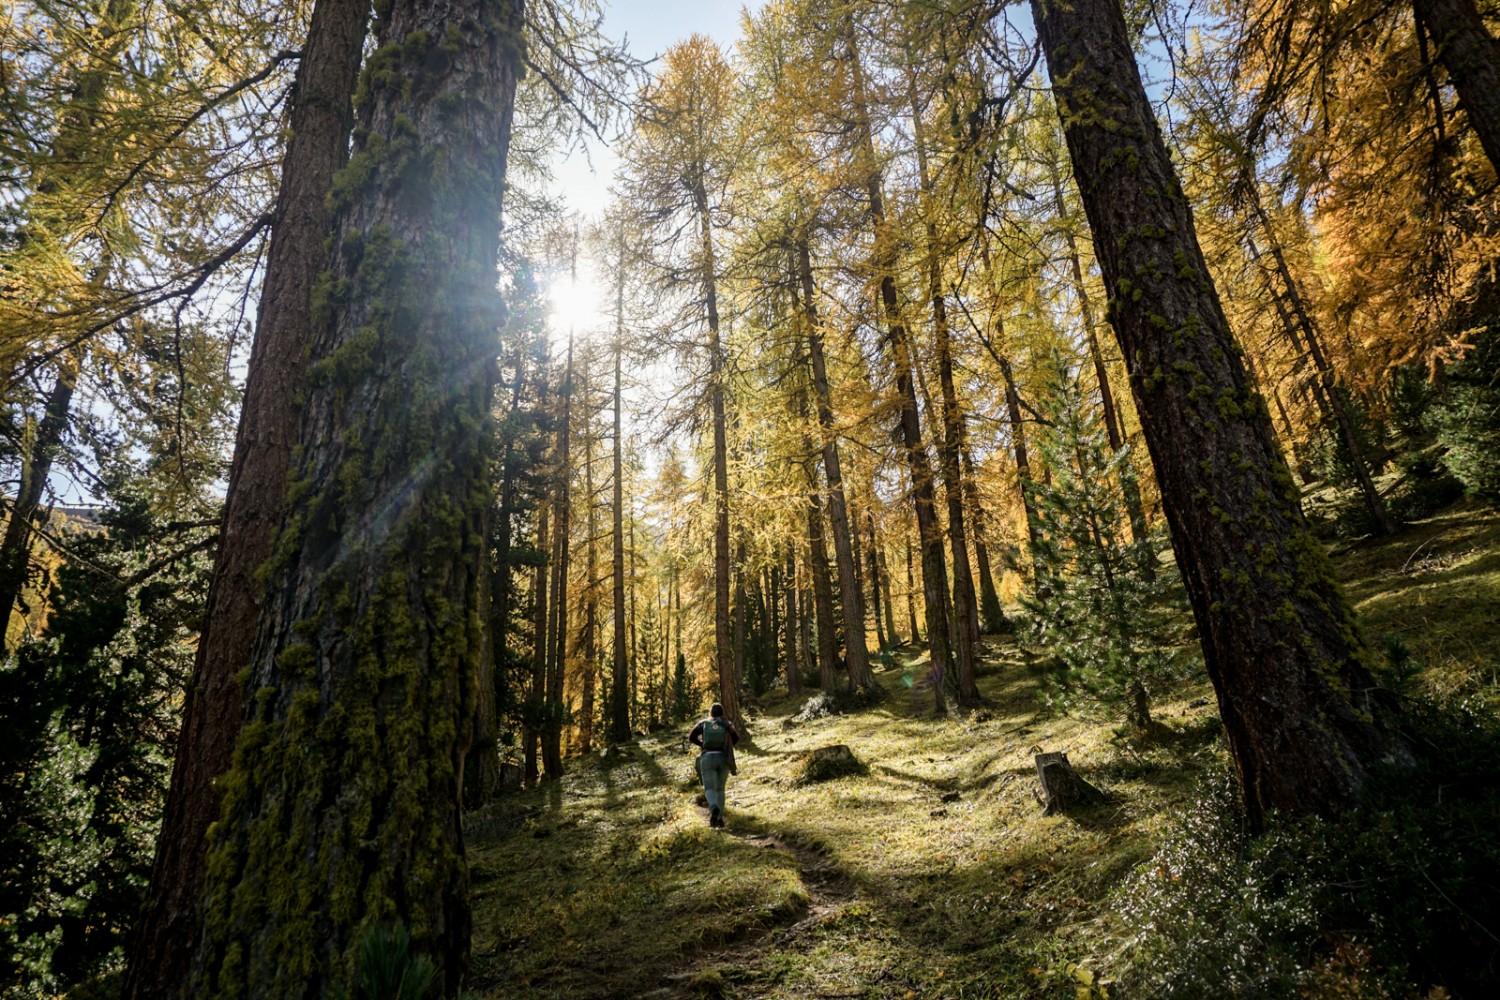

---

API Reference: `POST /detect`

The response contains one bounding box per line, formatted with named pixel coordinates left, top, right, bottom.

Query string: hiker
left=689, top=702, right=740, bottom=828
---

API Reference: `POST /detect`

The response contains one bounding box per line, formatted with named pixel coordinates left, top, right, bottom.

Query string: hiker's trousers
left=698, top=751, right=729, bottom=811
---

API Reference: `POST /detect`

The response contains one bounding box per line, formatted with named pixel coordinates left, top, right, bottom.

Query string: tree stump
left=1033, top=751, right=1105, bottom=815
left=799, top=744, right=867, bottom=784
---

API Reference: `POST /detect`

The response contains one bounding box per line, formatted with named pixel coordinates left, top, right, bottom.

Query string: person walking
left=689, top=702, right=740, bottom=828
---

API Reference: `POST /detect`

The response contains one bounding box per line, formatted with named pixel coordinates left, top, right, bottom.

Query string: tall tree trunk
left=795, top=237, right=877, bottom=694
left=909, top=80, right=981, bottom=704
left=581, top=366, right=599, bottom=756
left=692, top=181, right=739, bottom=725
left=0, top=352, right=78, bottom=650
left=543, top=341, right=573, bottom=781
left=129, top=1, right=369, bottom=993
left=806, top=495, right=840, bottom=695
left=845, top=22, right=951, bottom=713
left=188, top=0, right=522, bottom=992
left=1034, top=0, right=1402, bottom=828
left=1414, top=0, right=1500, bottom=172
left=610, top=253, right=630, bottom=744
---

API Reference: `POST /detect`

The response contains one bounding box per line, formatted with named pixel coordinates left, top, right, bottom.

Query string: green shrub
left=1114, top=699, right=1500, bottom=998
left=1433, top=323, right=1500, bottom=502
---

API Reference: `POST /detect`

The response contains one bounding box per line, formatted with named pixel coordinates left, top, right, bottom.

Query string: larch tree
left=620, top=36, right=743, bottom=723
left=187, top=0, right=525, bottom=995
left=1033, top=0, right=1404, bottom=827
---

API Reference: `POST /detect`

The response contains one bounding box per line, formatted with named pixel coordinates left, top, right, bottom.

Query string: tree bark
left=1414, top=0, right=1500, bottom=173
left=188, top=0, right=522, bottom=992
left=128, top=1, right=369, bottom=993
left=1034, top=0, right=1402, bottom=828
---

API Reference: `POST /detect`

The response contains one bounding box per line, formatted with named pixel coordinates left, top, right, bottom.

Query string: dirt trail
left=635, top=828, right=856, bottom=998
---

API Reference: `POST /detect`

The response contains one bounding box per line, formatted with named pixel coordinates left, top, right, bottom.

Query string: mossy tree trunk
left=1034, top=0, right=1401, bottom=828
left=129, top=0, right=369, bottom=994
left=188, top=0, right=523, bottom=994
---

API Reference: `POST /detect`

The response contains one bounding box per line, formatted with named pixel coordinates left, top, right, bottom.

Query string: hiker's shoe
left=709, top=806, right=722, bottom=828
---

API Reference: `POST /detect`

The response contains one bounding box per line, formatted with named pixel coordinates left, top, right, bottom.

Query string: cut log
left=1033, top=751, right=1106, bottom=815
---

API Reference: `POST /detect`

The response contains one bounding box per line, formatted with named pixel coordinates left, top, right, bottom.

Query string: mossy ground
left=465, top=503, right=1500, bottom=999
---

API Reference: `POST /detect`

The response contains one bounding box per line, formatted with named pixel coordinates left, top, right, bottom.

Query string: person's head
left=710, top=702, right=724, bottom=719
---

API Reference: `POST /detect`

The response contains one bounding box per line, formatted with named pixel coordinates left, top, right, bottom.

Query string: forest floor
left=463, top=500, right=1500, bottom=1000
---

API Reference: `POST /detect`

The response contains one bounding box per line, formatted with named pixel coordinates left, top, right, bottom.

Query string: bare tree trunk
left=129, top=1, right=368, bottom=993
left=1034, top=0, right=1403, bottom=827
left=865, top=511, right=887, bottom=652
left=188, top=0, right=522, bottom=991
left=807, top=496, right=840, bottom=695
left=1049, top=160, right=1153, bottom=569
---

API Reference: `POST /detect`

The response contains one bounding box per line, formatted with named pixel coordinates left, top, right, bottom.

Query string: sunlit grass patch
left=465, top=506, right=1499, bottom=998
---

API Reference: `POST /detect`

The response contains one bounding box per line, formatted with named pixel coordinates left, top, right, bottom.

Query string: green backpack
left=701, top=718, right=728, bottom=751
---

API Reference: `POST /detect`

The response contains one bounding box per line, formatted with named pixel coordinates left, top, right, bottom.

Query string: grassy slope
left=465, top=504, right=1500, bottom=999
